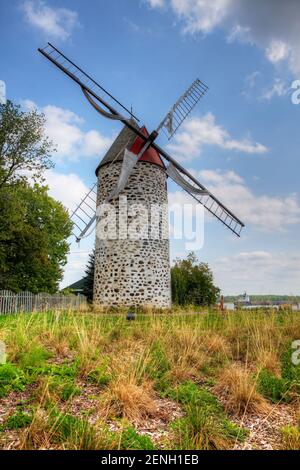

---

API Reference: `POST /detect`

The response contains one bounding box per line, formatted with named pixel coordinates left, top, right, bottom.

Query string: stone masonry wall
left=93, top=161, right=171, bottom=308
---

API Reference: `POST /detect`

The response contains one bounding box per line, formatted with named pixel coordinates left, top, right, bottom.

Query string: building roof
left=95, top=123, right=165, bottom=175
left=65, top=278, right=86, bottom=291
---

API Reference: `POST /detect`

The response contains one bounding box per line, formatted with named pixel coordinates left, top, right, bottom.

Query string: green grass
left=166, top=381, right=247, bottom=449
left=0, top=363, right=27, bottom=397
left=257, top=369, right=290, bottom=403
left=1, top=410, right=33, bottom=430
left=119, top=426, right=155, bottom=450
left=281, top=425, right=300, bottom=450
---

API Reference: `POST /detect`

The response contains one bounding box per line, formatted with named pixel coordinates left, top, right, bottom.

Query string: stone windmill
left=38, top=43, right=244, bottom=308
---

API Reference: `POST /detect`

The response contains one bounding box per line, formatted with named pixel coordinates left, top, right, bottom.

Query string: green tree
left=171, top=252, right=220, bottom=306
left=83, top=250, right=95, bottom=303
left=0, top=100, right=54, bottom=189
left=0, top=183, right=72, bottom=293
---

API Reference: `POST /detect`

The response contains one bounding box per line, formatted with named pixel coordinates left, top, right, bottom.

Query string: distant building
left=64, top=278, right=86, bottom=296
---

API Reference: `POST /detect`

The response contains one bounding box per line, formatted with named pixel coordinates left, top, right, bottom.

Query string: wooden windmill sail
left=38, top=43, right=244, bottom=307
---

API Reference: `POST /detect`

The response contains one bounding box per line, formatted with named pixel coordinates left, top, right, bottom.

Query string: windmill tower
left=38, top=43, right=245, bottom=308
left=94, top=124, right=171, bottom=307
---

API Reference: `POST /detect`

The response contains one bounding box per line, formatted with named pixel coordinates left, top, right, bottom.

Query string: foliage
left=0, top=183, right=72, bottom=292
left=0, top=363, right=27, bottom=397
left=119, top=426, right=155, bottom=450
left=82, top=250, right=95, bottom=302
left=171, top=252, right=220, bottom=306
left=17, top=344, right=52, bottom=369
left=257, top=369, right=290, bottom=403
left=1, top=410, right=33, bottom=430
left=87, top=364, right=111, bottom=387
left=0, top=100, right=54, bottom=188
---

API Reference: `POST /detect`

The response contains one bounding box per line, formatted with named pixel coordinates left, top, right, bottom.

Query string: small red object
left=129, top=127, right=165, bottom=168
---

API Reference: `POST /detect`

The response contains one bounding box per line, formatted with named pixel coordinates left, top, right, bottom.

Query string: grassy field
left=0, top=308, right=300, bottom=450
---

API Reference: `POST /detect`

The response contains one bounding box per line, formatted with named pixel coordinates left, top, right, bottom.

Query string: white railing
left=0, top=290, right=87, bottom=314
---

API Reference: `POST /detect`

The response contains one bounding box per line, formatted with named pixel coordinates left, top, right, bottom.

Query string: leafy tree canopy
left=171, top=252, right=220, bottom=306
left=0, top=183, right=72, bottom=293
left=0, top=100, right=54, bottom=189
left=0, top=100, right=72, bottom=293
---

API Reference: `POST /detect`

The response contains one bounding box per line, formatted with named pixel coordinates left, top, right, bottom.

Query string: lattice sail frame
left=38, top=43, right=139, bottom=121
left=69, top=183, right=97, bottom=242
left=166, top=163, right=244, bottom=237
left=157, top=79, right=208, bottom=139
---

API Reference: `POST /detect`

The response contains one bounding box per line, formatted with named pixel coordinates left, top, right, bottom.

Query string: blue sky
left=1, top=0, right=300, bottom=295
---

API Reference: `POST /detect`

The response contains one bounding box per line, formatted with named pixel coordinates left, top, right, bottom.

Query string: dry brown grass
left=20, top=408, right=51, bottom=450
left=201, top=332, right=230, bottom=355
left=255, top=348, right=281, bottom=376
left=216, top=364, right=270, bottom=415
left=101, top=376, right=157, bottom=422
left=164, top=328, right=209, bottom=382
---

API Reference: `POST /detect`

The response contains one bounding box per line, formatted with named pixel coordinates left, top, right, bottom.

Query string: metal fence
left=0, top=290, right=87, bottom=314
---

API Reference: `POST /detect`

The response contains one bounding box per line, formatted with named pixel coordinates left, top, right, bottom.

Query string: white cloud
left=227, top=24, right=251, bottom=43
left=42, top=169, right=95, bottom=288
left=22, top=0, right=79, bottom=40
left=194, top=169, right=300, bottom=231
left=265, top=40, right=290, bottom=64
left=147, top=0, right=165, bottom=8
left=261, top=78, right=288, bottom=101
left=61, top=250, right=91, bottom=289
left=242, top=73, right=288, bottom=102
left=168, top=167, right=300, bottom=232
left=212, top=250, right=300, bottom=295
left=44, top=169, right=90, bottom=212
left=147, top=0, right=300, bottom=76
left=166, top=113, right=267, bottom=161
left=170, top=0, right=232, bottom=34
left=22, top=100, right=113, bottom=161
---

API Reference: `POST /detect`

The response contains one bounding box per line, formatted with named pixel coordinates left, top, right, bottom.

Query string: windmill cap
left=95, top=124, right=165, bottom=176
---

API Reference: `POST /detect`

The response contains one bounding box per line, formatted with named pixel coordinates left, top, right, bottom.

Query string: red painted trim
left=129, top=127, right=165, bottom=168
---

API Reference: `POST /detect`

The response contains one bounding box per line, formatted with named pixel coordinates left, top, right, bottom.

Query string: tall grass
left=0, top=308, right=299, bottom=449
